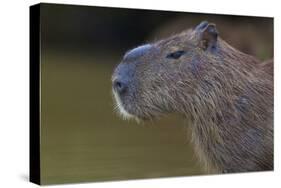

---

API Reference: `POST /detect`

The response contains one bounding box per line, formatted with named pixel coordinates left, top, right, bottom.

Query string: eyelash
left=166, top=50, right=186, bottom=59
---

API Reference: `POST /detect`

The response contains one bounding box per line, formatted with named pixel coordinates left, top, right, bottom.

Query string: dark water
left=40, top=52, right=203, bottom=184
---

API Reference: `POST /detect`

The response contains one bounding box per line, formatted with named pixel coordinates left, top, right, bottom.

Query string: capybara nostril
left=113, top=80, right=127, bottom=94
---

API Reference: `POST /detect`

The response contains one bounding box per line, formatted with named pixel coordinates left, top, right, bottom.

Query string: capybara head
left=112, top=21, right=251, bottom=120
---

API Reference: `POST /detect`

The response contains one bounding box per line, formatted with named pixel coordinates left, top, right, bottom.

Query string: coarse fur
left=112, top=21, right=273, bottom=173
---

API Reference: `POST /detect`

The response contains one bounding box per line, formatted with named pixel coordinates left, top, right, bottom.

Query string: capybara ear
left=195, top=21, right=209, bottom=31
left=196, top=22, right=218, bottom=51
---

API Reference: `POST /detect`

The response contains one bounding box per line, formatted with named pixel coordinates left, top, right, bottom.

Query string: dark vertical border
left=30, top=4, right=41, bottom=185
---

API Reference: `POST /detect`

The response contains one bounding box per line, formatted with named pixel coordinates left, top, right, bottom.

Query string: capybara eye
left=166, top=50, right=186, bottom=59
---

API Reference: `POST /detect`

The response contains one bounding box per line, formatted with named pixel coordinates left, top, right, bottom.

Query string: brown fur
left=260, top=59, right=273, bottom=76
left=112, top=21, right=273, bottom=173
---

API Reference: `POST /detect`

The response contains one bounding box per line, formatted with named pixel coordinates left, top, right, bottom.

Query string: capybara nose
left=113, top=79, right=127, bottom=94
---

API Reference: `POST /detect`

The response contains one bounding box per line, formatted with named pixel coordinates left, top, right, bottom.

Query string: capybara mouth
left=112, top=88, right=155, bottom=121
left=112, top=89, right=135, bottom=119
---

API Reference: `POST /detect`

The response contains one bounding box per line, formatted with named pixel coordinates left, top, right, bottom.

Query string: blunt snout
left=113, top=44, right=152, bottom=96
left=112, top=63, right=133, bottom=96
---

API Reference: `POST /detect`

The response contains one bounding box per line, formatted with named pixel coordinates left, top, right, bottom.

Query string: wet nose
left=113, top=79, right=128, bottom=94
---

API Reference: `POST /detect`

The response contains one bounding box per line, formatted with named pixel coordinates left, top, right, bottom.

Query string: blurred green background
left=39, top=3, right=273, bottom=184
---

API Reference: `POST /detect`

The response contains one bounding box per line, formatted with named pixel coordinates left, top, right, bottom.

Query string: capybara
left=112, top=21, right=273, bottom=173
